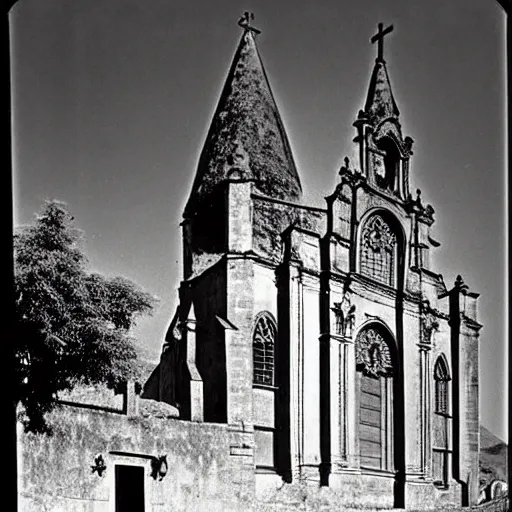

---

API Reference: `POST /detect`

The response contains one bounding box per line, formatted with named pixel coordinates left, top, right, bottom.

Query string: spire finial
left=371, top=23, right=393, bottom=62
left=339, top=156, right=352, bottom=176
left=238, top=12, right=261, bottom=35
left=454, top=274, right=469, bottom=293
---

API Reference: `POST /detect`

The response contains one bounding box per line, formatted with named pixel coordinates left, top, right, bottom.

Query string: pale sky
left=10, top=0, right=507, bottom=442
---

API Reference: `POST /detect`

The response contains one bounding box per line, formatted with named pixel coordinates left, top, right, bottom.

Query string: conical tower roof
left=184, top=24, right=302, bottom=217
left=364, top=59, right=400, bottom=122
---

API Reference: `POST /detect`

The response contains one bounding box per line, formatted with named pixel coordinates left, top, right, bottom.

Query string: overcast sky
left=10, top=0, right=507, bottom=442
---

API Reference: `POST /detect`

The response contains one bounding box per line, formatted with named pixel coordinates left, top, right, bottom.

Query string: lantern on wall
left=91, top=454, right=107, bottom=477
left=150, top=455, right=168, bottom=481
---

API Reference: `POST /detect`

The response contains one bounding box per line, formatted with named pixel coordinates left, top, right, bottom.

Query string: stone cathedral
left=18, top=16, right=483, bottom=512
left=144, top=16, right=482, bottom=510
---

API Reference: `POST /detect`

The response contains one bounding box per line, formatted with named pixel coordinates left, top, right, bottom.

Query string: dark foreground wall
left=18, top=397, right=255, bottom=512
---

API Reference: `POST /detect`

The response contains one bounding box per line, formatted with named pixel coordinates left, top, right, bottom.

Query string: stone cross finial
left=371, top=23, right=394, bottom=62
left=237, top=12, right=261, bottom=34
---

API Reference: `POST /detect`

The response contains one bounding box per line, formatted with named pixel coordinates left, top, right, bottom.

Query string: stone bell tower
left=352, top=23, right=414, bottom=200
left=159, top=13, right=303, bottom=432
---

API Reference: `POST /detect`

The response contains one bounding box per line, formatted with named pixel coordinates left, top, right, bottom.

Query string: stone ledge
left=230, top=445, right=254, bottom=456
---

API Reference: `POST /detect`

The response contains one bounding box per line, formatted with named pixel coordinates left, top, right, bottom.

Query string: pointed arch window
left=253, top=313, right=276, bottom=386
left=252, top=312, right=278, bottom=470
left=434, top=357, right=450, bottom=414
left=360, top=214, right=397, bottom=286
left=433, top=355, right=451, bottom=487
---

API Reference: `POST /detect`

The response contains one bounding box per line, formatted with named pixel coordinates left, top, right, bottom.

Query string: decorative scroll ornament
left=172, top=322, right=183, bottom=341
left=355, top=328, right=393, bottom=377
left=363, top=215, right=396, bottom=253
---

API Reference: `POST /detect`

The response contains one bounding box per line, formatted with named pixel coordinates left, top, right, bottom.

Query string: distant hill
left=480, top=425, right=508, bottom=489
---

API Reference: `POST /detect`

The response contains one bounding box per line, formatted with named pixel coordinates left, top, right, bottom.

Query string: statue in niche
left=331, top=287, right=356, bottom=337
left=374, top=153, right=386, bottom=187
left=420, top=304, right=439, bottom=345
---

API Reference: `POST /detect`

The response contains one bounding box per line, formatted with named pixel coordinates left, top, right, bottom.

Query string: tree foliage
left=14, top=201, right=156, bottom=433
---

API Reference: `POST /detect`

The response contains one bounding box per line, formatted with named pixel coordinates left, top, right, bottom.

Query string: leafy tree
left=14, top=200, right=156, bottom=433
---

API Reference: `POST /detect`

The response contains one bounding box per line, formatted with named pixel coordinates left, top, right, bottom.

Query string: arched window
left=253, top=313, right=276, bottom=386
left=360, top=214, right=397, bottom=286
left=433, top=355, right=451, bottom=487
left=252, top=312, right=278, bottom=470
left=434, top=357, right=450, bottom=414
left=356, top=326, right=395, bottom=471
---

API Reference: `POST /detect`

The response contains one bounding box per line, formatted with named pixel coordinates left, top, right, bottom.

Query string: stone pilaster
left=330, top=335, right=353, bottom=471
left=417, top=344, right=432, bottom=477
left=288, top=263, right=304, bottom=481
left=345, top=339, right=357, bottom=468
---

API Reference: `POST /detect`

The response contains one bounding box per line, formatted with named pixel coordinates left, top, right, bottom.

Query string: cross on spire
left=371, top=23, right=393, bottom=62
left=237, top=12, right=261, bottom=35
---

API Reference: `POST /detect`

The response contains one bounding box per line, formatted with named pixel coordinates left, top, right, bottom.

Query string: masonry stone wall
left=191, top=262, right=228, bottom=423
left=18, top=400, right=255, bottom=512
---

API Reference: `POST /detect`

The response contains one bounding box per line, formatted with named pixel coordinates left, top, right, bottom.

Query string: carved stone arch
left=373, top=119, right=404, bottom=153
left=358, top=208, right=406, bottom=252
left=352, top=318, right=398, bottom=357
left=357, top=209, right=405, bottom=287
left=355, top=322, right=398, bottom=377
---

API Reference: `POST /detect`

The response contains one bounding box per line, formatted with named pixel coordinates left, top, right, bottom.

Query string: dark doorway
left=115, top=465, right=145, bottom=512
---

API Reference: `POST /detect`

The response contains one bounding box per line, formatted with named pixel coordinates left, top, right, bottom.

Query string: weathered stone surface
left=139, top=398, right=179, bottom=418
left=364, top=60, right=400, bottom=122
left=184, top=29, right=302, bottom=217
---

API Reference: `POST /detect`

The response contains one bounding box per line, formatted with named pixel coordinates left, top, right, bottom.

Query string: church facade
left=17, top=17, right=483, bottom=512
left=144, top=17, right=482, bottom=510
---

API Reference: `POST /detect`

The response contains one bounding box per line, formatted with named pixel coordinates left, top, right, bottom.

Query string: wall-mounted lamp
left=150, top=455, right=168, bottom=481
left=91, top=454, right=107, bottom=476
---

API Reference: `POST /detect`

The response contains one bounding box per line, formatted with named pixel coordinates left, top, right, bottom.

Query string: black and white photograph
left=9, top=1, right=508, bottom=511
